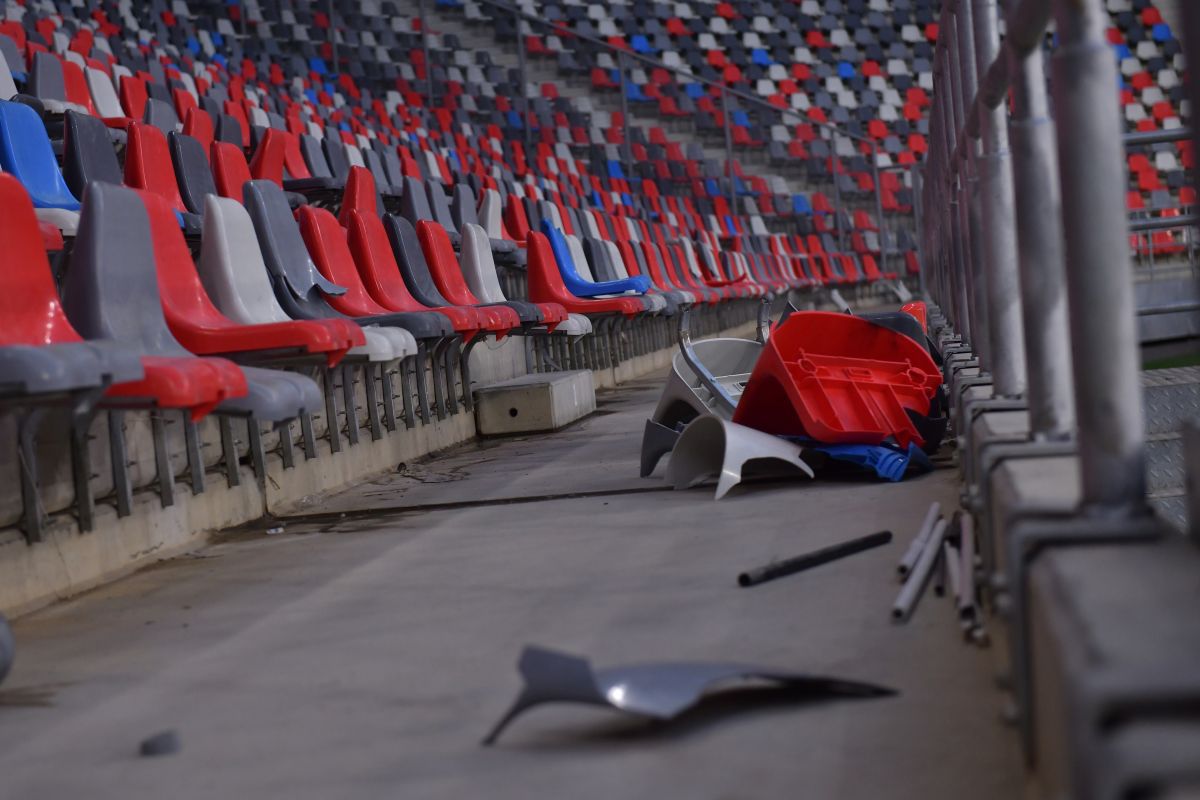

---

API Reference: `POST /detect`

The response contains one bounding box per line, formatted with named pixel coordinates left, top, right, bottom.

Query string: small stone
left=139, top=730, right=181, bottom=757
left=266, top=526, right=284, bottom=535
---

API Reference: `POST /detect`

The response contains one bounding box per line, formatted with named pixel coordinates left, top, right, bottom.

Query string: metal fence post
left=954, top=0, right=991, bottom=370
left=972, top=0, right=1025, bottom=398
left=327, top=0, right=338, bottom=71
left=417, top=0, right=434, bottom=105
left=616, top=49, right=633, bottom=186
left=913, top=163, right=926, bottom=298
left=721, top=84, right=738, bottom=219
left=514, top=5, right=531, bottom=151
left=1006, top=0, right=1074, bottom=439
left=1052, top=0, right=1146, bottom=512
left=872, top=146, right=887, bottom=279
left=831, top=131, right=845, bottom=252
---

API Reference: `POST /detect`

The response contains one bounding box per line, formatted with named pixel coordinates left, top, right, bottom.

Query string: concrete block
left=474, top=371, right=596, bottom=436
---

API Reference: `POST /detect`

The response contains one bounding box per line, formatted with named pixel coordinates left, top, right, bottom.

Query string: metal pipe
left=1128, top=215, right=1199, bottom=233
left=897, top=502, right=942, bottom=578
left=955, top=0, right=992, bottom=370
left=514, top=5, right=531, bottom=152
left=616, top=50, right=634, bottom=186
left=831, top=131, right=845, bottom=253
left=417, top=0, right=434, bottom=105
left=1052, top=0, right=1147, bottom=512
left=721, top=84, right=737, bottom=219
left=1007, top=9, right=1074, bottom=439
left=958, top=512, right=976, bottom=618
left=892, top=518, right=949, bottom=622
left=1124, top=128, right=1193, bottom=147
left=973, top=0, right=1025, bottom=398
left=872, top=145, right=888, bottom=279
left=327, top=0, right=338, bottom=71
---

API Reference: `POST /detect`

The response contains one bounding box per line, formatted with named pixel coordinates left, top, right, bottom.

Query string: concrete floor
left=0, top=375, right=1024, bottom=799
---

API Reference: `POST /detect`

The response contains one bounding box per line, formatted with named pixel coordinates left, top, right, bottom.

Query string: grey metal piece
left=665, top=416, right=814, bottom=500
left=892, top=518, right=948, bottom=622
left=1006, top=14, right=1073, bottom=439
left=0, top=613, right=12, bottom=686
left=897, top=502, right=942, bottom=579
left=972, top=0, right=1025, bottom=399
left=481, top=645, right=895, bottom=745
left=1052, top=0, right=1146, bottom=512
left=639, top=334, right=762, bottom=477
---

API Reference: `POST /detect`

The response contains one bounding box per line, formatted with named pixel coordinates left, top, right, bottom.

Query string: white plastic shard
left=665, top=415, right=815, bottom=500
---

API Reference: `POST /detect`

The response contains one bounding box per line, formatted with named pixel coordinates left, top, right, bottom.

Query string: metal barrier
left=921, top=0, right=1164, bottom=515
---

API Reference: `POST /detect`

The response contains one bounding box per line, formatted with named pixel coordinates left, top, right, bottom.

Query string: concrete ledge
left=474, top=370, right=596, bottom=436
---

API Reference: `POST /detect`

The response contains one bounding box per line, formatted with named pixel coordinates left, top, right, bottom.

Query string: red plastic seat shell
left=138, top=190, right=356, bottom=366
left=732, top=312, right=941, bottom=449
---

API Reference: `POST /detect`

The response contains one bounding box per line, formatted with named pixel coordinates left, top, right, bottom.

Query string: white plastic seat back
left=461, top=223, right=508, bottom=304
left=0, top=48, right=15, bottom=100
left=86, top=67, right=126, bottom=118
left=479, top=188, right=506, bottom=239
left=199, top=197, right=396, bottom=361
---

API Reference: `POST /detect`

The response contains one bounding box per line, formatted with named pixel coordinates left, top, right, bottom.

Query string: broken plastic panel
left=732, top=312, right=941, bottom=449
left=482, top=645, right=896, bottom=745
left=665, top=415, right=815, bottom=500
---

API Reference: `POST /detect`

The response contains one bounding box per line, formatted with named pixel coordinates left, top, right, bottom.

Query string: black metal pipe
left=738, top=531, right=894, bottom=588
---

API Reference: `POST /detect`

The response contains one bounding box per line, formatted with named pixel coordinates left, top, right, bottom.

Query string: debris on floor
left=641, top=308, right=947, bottom=498
left=738, top=530, right=893, bottom=587
left=138, top=729, right=182, bottom=757
left=0, top=613, right=12, bottom=686
left=482, top=645, right=896, bottom=746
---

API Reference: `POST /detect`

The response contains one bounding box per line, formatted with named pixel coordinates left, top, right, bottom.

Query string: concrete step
left=473, top=370, right=596, bottom=435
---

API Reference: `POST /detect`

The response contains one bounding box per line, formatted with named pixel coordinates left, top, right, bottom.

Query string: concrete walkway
left=0, top=375, right=1024, bottom=799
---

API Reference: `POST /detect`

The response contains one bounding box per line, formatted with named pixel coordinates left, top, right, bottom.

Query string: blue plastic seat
left=631, top=35, right=654, bottom=54
left=541, top=221, right=649, bottom=298
left=1152, top=23, right=1172, bottom=43
left=0, top=100, right=81, bottom=210
left=751, top=49, right=772, bottom=66
left=793, top=194, right=814, bottom=215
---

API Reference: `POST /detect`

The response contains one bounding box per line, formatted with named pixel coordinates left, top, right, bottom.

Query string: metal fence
left=922, top=0, right=1169, bottom=515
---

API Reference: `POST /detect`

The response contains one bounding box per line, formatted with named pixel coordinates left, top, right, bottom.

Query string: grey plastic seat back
left=62, top=182, right=189, bottom=357
left=383, top=213, right=454, bottom=308
left=169, top=131, right=219, bottom=214
left=300, top=134, right=335, bottom=179
left=323, top=137, right=351, bottom=181
left=451, top=184, right=480, bottom=230
left=400, top=175, right=434, bottom=227
left=29, top=51, right=68, bottom=107
left=63, top=110, right=123, bottom=200
left=243, top=179, right=348, bottom=313
left=426, top=180, right=458, bottom=234
left=143, top=97, right=181, bottom=135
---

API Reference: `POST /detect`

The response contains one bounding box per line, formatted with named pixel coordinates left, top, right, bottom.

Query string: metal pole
left=1052, top=0, right=1146, bottom=513
left=831, top=132, right=845, bottom=253
left=913, top=164, right=926, bottom=299
left=872, top=145, right=887, bottom=279
left=616, top=50, right=633, bottom=187
left=327, top=0, right=338, bottom=71
left=721, top=84, right=738, bottom=219
left=515, top=6, right=531, bottom=151
left=1006, top=0, right=1074, bottom=439
left=955, top=0, right=992, bottom=371
left=942, top=27, right=972, bottom=341
left=972, top=0, right=1025, bottom=397
left=418, top=0, right=434, bottom=105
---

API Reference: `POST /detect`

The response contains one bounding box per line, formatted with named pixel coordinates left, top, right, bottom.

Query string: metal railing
left=414, top=0, right=917, bottom=276
left=922, top=0, right=1164, bottom=515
